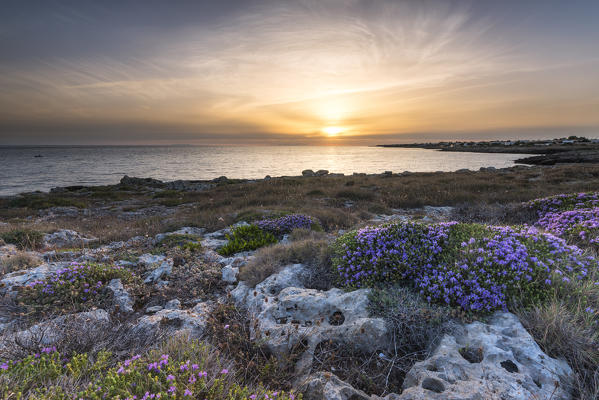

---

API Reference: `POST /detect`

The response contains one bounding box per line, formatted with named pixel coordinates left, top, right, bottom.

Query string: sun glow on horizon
left=322, top=126, right=345, bottom=137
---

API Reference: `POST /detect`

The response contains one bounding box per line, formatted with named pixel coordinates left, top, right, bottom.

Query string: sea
left=0, top=146, right=529, bottom=197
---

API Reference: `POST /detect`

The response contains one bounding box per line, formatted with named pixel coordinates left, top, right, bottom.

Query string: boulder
left=106, top=279, right=134, bottom=314
left=302, top=169, right=316, bottom=177
left=43, top=229, right=98, bottom=249
left=232, top=264, right=388, bottom=378
left=315, top=169, right=329, bottom=176
left=221, top=264, right=239, bottom=283
left=400, top=312, right=573, bottom=400
left=144, top=258, right=173, bottom=284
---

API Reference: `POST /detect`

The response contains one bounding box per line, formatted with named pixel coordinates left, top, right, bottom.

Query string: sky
left=0, top=0, right=598, bottom=145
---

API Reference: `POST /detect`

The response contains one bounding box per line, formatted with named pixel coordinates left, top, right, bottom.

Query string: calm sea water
left=0, top=146, right=528, bottom=196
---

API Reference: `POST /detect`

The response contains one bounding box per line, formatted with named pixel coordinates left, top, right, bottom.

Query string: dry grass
left=517, top=277, right=599, bottom=400
left=239, top=230, right=333, bottom=288
left=0, top=251, right=42, bottom=275
left=3, top=165, right=599, bottom=244
left=205, top=302, right=306, bottom=391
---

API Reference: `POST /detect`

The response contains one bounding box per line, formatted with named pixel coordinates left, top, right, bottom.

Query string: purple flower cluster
left=255, top=214, right=318, bottom=236
left=525, top=191, right=599, bottom=216
left=24, top=262, right=129, bottom=304
left=333, top=221, right=597, bottom=312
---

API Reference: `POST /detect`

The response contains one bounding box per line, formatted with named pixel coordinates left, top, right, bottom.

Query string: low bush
left=156, top=234, right=202, bottom=253
left=525, top=191, right=599, bottom=216
left=536, top=208, right=599, bottom=250
left=239, top=235, right=332, bottom=288
left=0, top=229, right=45, bottom=250
left=332, top=221, right=597, bottom=312
left=218, top=225, right=277, bottom=256
left=19, top=262, right=133, bottom=313
left=255, top=214, right=321, bottom=237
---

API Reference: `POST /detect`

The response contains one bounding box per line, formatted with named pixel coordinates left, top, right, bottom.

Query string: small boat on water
left=34, top=154, right=43, bottom=158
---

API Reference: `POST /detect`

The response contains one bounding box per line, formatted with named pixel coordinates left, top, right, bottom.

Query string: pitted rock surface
left=399, top=312, right=573, bottom=400
left=232, top=264, right=388, bottom=378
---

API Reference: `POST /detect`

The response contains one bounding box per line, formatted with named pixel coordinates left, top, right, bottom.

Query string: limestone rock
left=302, top=372, right=370, bottom=400
left=144, top=258, right=173, bottom=284
left=221, top=264, right=239, bottom=283
left=154, top=227, right=205, bottom=243
left=232, top=264, right=388, bottom=377
left=43, top=229, right=98, bottom=249
left=164, top=299, right=181, bottom=310
left=133, top=302, right=212, bottom=337
left=106, top=279, right=134, bottom=314
left=138, top=253, right=166, bottom=267
left=399, top=312, right=573, bottom=400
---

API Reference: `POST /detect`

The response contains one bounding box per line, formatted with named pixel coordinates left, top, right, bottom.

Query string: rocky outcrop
left=399, top=312, right=572, bottom=400
left=43, top=229, right=98, bottom=249
left=516, top=150, right=599, bottom=165
left=154, top=227, right=205, bottom=243
left=232, top=264, right=388, bottom=378
left=106, top=279, right=134, bottom=314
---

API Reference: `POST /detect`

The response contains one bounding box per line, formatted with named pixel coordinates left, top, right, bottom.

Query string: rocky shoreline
left=2, top=166, right=599, bottom=399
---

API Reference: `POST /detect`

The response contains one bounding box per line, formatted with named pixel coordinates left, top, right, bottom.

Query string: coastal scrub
left=332, top=221, right=597, bottom=312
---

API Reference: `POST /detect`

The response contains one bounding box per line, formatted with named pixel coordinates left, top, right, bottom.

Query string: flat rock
left=0, top=310, right=110, bottom=351
left=138, top=253, right=166, bottom=267
left=132, top=302, right=212, bottom=337
left=43, top=229, right=98, bottom=249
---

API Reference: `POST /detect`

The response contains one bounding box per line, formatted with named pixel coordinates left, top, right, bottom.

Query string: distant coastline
left=378, top=136, right=599, bottom=165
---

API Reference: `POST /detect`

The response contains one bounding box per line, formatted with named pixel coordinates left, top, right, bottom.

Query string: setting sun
left=322, top=126, right=344, bottom=137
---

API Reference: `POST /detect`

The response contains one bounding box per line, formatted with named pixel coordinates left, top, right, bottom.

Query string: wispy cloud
left=0, top=0, right=598, bottom=144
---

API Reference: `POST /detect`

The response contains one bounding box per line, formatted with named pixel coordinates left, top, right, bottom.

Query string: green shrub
left=218, top=225, right=277, bottom=256
left=0, top=229, right=45, bottom=250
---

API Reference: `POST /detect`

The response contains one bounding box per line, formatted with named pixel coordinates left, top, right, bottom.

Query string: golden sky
left=1, top=1, right=598, bottom=144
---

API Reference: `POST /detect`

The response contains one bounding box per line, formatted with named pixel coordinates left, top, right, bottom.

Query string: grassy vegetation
left=239, top=229, right=332, bottom=288
left=3, top=165, right=599, bottom=244
left=0, top=229, right=45, bottom=250
left=0, top=251, right=42, bottom=275
left=0, top=335, right=299, bottom=400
